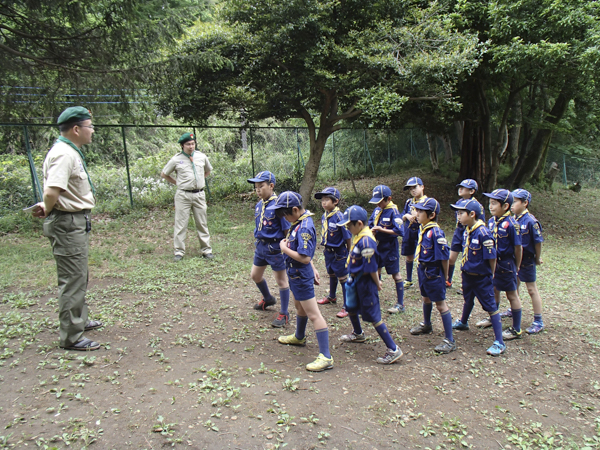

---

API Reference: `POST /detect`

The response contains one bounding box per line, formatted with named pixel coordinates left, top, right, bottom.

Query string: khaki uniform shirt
left=162, top=151, right=212, bottom=190
left=43, top=140, right=95, bottom=212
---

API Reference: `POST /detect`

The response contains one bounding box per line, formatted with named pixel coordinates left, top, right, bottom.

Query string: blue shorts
left=417, top=264, right=446, bottom=302
left=287, top=264, right=315, bottom=301
left=324, top=246, right=349, bottom=278
left=377, top=242, right=400, bottom=274
left=518, top=257, right=537, bottom=283
left=461, top=272, right=497, bottom=313
left=450, top=228, right=464, bottom=252
left=401, top=232, right=418, bottom=257
left=493, top=258, right=518, bottom=292
left=346, top=276, right=382, bottom=323
left=253, top=240, right=285, bottom=272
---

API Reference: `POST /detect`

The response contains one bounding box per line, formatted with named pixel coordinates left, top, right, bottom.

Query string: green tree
left=154, top=0, right=480, bottom=203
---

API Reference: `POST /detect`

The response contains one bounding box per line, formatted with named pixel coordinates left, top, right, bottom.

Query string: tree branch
left=0, top=23, right=102, bottom=42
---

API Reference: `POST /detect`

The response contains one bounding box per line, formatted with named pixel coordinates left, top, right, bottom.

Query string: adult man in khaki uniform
left=32, top=106, right=103, bottom=351
left=161, top=132, right=214, bottom=261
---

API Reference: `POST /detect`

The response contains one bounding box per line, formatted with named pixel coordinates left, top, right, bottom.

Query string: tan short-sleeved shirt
left=43, top=140, right=95, bottom=212
left=162, top=150, right=212, bottom=191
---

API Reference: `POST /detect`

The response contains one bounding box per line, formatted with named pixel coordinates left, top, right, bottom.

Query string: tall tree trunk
left=454, top=121, right=464, bottom=150
left=459, top=120, right=485, bottom=189
left=439, top=133, right=453, bottom=163
left=426, top=133, right=440, bottom=171
left=507, top=99, right=522, bottom=168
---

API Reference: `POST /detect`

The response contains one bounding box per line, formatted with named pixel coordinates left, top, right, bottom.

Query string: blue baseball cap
left=512, top=189, right=531, bottom=203
left=267, top=191, right=302, bottom=210
left=413, top=197, right=440, bottom=215
left=369, top=185, right=392, bottom=204
left=457, top=179, right=478, bottom=191
left=403, top=176, right=424, bottom=191
left=337, top=205, right=368, bottom=226
left=450, top=199, right=484, bottom=215
left=484, top=189, right=513, bottom=206
left=314, top=187, right=341, bottom=200
left=247, top=171, right=276, bottom=185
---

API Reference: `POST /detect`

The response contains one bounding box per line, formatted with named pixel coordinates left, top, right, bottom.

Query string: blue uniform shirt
left=368, top=203, right=403, bottom=243
left=347, top=231, right=379, bottom=275
left=254, top=195, right=290, bottom=240
left=402, top=196, right=429, bottom=239
left=285, top=213, right=317, bottom=278
left=488, top=213, right=521, bottom=260
left=461, top=221, right=496, bottom=275
left=515, top=210, right=543, bottom=258
left=321, top=208, right=351, bottom=247
left=416, top=224, right=449, bottom=263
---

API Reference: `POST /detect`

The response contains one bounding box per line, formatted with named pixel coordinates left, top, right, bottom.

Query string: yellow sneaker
left=278, top=334, right=306, bottom=346
left=306, top=353, right=333, bottom=372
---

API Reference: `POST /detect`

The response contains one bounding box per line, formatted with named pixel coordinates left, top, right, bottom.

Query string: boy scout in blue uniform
left=247, top=171, right=291, bottom=328
left=367, top=185, right=405, bottom=314
left=447, top=179, right=484, bottom=289
left=478, top=189, right=523, bottom=342
left=337, top=206, right=403, bottom=365
left=401, top=177, right=428, bottom=288
left=449, top=199, right=506, bottom=356
left=408, top=198, right=456, bottom=353
left=270, top=192, right=333, bottom=372
left=511, top=189, right=545, bottom=334
left=315, top=187, right=352, bottom=318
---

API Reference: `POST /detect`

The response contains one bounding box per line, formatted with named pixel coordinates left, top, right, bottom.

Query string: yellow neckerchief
left=346, top=226, right=375, bottom=267
left=321, top=206, right=340, bottom=244
left=258, top=194, right=278, bottom=231
left=180, top=150, right=198, bottom=186
left=373, top=201, right=397, bottom=227
left=414, top=221, right=440, bottom=263
left=286, top=211, right=313, bottom=239
left=515, top=208, right=529, bottom=222
left=461, top=219, right=485, bottom=268
left=492, top=211, right=511, bottom=244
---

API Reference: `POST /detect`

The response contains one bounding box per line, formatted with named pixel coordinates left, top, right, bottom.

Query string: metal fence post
left=23, top=125, right=42, bottom=203
left=387, top=130, right=391, bottom=167
left=563, top=154, right=567, bottom=186
left=364, top=129, right=375, bottom=174
left=250, top=127, right=255, bottom=176
left=121, top=126, right=134, bottom=207
left=332, top=131, right=336, bottom=177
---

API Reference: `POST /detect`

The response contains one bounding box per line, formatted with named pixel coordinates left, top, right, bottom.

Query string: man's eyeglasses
left=77, top=124, right=94, bottom=130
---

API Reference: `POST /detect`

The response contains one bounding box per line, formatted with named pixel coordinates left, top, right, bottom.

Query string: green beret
left=57, top=106, right=92, bottom=125
left=178, top=132, right=195, bottom=144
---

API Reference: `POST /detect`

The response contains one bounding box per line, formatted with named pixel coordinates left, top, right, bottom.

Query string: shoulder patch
left=437, top=237, right=447, bottom=245
left=394, top=218, right=402, bottom=225
left=361, top=247, right=375, bottom=258
left=483, top=239, right=494, bottom=247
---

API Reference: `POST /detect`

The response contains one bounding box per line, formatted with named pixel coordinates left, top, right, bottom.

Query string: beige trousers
left=173, top=190, right=212, bottom=256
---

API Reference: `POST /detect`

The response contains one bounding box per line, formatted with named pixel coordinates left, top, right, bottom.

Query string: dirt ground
left=1, top=175, right=599, bottom=449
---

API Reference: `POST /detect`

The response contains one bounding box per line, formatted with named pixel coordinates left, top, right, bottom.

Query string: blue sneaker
left=452, top=319, right=469, bottom=331
left=486, top=340, right=506, bottom=357
left=526, top=321, right=545, bottom=334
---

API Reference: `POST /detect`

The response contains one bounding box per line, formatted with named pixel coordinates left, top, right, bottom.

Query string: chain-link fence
left=546, top=146, right=600, bottom=188
left=0, top=124, right=430, bottom=215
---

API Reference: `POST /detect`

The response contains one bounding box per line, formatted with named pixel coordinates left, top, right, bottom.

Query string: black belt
left=53, top=209, right=90, bottom=215
left=325, top=246, right=344, bottom=252
left=462, top=271, right=486, bottom=277
left=183, top=188, right=204, bottom=193
left=419, top=262, right=441, bottom=268
left=258, top=238, right=280, bottom=243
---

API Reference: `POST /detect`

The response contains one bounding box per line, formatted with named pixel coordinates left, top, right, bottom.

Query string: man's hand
left=31, top=202, right=47, bottom=219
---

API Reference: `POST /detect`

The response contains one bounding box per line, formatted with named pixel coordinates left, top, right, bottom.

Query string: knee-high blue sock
left=533, top=313, right=543, bottom=324
left=315, top=328, right=331, bottom=358
left=448, top=264, right=455, bottom=283
left=329, top=275, right=338, bottom=299
left=511, top=308, right=522, bottom=332
left=374, top=322, right=397, bottom=351
left=490, top=312, right=504, bottom=345
left=423, top=302, right=433, bottom=326
left=440, top=309, right=454, bottom=342
left=349, top=314, right=362, bottom=335
left=406, top=261, right=414, bottom=282
left=461, top=299, right=474, bottom=324
left=395, top=279, right=404, bottom=306
left=256, top=279, right=272, bottom=300
left=340, top=281, right=347, bottom=309
left=295, top=315, right=308, bottom=340
left=279, top=288, right=290, bottom=314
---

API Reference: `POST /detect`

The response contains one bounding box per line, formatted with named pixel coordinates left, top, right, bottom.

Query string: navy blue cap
left=512, top=189, right=531, bottom=203
left=314, top=187, right=341, bottom=200
left=403, top=176, right=424, bottom=191
left=413, top=197, right=440, bottom=215
left=267, top=191, right=302, bottom=210
left=248, top=171, right=276, bottom=185
left=369, top=185, right=392, bottom=204
left=484, top=189, right=513, bottom=205
left=450, top=199, right=484, bottom=215
left=337, top=205, right=368, bottom=226
left=457, top=179, right=478, bottom=191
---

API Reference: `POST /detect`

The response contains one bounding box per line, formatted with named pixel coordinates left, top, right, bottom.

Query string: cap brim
left=403, top=185, right=416, bottom=191
left=336, top=217, right=350, bottom=226
left=450, top=203, right=468, bottom=211
left=412, top=204, right=430, bottom=211
left=482, top=193, right=496, bottom=199
left=314, top=192, right=326, bottom=199
left=248, top=177, right=271, bottom=183
left=368, top=196, right=383, bottom=204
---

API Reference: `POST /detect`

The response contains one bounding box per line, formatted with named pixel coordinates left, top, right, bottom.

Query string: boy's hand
left=279, top=239, right=289, bottom=251
left=535, top=257, right=543, bottom=265
left=377, top=279, right=383, bottom=291
left=313, top=269, right=320, bottom=285
left=371, top=225, right=382, bottom=233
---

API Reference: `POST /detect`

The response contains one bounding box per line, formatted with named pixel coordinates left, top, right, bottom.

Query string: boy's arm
left=368, top=271, right=383, bottom=291
left=279, top=239, right=311, bottom=264
left=535, top=243, right=543, bottom=265
left=311, top=260, right=320, bottom=285
left=345, top=238, right=352, bottom=252
left=514, top=245, right=522, bottom=269
left=489, top=258, right=496, bottom=275
left=441, top=260, right=449, bottom=281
